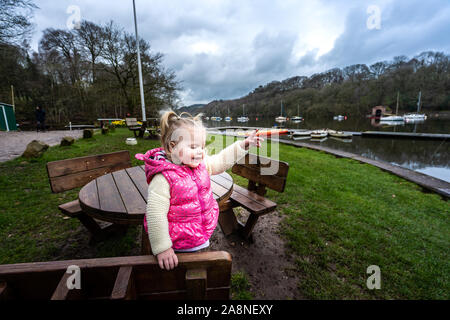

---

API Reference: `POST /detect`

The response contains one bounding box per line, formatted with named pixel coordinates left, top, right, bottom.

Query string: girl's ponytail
left=160, top=110, right=179, bottom=142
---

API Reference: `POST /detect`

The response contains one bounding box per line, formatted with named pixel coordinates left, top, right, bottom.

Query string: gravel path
left=0, top=130, right=84, bottom=162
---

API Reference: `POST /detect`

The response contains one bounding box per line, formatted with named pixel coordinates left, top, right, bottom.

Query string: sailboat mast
left=396, top=91, right=399, bottom=115
left=417, top=91, right=421, bottom=113
left=280, top=100, right=283, bottom=116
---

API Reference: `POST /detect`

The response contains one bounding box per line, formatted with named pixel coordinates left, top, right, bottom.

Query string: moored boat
left=327, top=129, right=352, bottom=138
left=310, top=129, right=328, bottom=139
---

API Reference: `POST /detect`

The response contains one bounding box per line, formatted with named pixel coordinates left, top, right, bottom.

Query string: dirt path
left=210, top=208, right=302, bottom=299
left=0, top=130, right=83, bottom=162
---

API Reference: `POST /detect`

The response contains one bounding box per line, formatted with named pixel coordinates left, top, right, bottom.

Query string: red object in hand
left=245, top=129, right=288, bottom=137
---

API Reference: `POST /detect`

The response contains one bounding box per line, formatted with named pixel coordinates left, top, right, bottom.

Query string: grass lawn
left=0, top=128, right=448, bottom=299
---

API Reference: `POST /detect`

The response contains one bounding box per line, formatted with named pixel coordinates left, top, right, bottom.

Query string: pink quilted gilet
left=135, top=147, right=219, bottom=250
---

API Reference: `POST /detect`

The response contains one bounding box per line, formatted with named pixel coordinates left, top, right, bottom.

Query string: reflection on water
left=282, top=135, right=450, bottom=183
left=205, top=117, right=450, bottom=182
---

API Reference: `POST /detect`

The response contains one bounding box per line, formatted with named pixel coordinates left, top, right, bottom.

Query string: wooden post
left=185, top=268, right=207, bottom=300
left=141, top=225, right=151, bottom=255
left=240, top=213, right=259, bottom=240
left=51, top=272, right=82, bottom=300
left=218, top=208, right=239, bottom=236
left=11, top=85, right=15, bottom=113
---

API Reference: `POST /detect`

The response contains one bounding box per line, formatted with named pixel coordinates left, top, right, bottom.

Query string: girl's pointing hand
left=240, top=129, right=264, bottom=150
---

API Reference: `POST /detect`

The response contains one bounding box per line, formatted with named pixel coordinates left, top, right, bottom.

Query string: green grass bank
left=0, top=128, right=448, bottom=299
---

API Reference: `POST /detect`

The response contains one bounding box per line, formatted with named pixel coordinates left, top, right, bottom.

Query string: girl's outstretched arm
left=205, top=130, right=263, bottom=175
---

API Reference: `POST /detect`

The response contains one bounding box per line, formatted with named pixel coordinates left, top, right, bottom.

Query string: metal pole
left=132, top=0, right=146, bottom=122
left=11, top=85, right=15, bottom=113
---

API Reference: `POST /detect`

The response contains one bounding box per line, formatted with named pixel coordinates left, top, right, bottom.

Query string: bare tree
left=0, top=0, right=37, bottom=45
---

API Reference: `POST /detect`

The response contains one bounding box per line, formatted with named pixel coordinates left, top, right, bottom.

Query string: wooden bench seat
left=230, top=183, right=277, bottom=215
left=218, top=153, right=289, bottom=241
left=58, top=199, right=82, bottom=217
left=46, top=150, right=132, bottom=243
left=0, top=252, right=232, bottom=300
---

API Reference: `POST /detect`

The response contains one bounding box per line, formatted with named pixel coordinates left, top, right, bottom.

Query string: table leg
left=218, top=208, right=239, bottom=236
left=89, top=224, right=128, bottom=244
left=238, top=213, right=259, bottom=242
left=76, top=213, right=128, bottom=244
left=141, top=225, right=151, bottom=255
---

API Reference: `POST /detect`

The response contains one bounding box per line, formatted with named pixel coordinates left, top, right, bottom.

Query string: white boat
left=291, top=130, right=311, bottom=136
left=275, top=101, right=287, bottom=122
left=327, top=129, right=352, bottom=138
left=404, top=113, right=426, bottom=121
left=380, top=115, right=404, bottom=121
left=211, top=116, right=222, bottom=121
left=225, top=107, right=232, bottom=122
left=379, top=120, right=405, bottom=126
left=333, top=115, right=345, bottom=121
left=381, top=92, right=404, bottom=122
left=403, top=91, right=427, bottom=121
left=237, top=104, right=249, bottom=122
left=205, top=117, right=209, bottom=120
left=310, top=129, right=328, bottom=139
left=292, top=135, right=311, bottom=141
left=290, top=105, right=303, bottom=121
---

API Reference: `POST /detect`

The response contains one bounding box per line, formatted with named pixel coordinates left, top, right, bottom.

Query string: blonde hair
left=160, top=110, right=205, bottom=160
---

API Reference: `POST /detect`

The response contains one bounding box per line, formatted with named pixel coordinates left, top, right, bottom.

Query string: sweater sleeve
left=205, top=140, right=248, bottom=176
left=145, top=173, right=172, bottom=255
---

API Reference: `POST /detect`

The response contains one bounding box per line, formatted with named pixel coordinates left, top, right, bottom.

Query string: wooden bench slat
left=58, top=199, right=83, bottom=217
left=231, top=184, right=277, bottom=210
left=96, top=173, right=127, bottom=214
left=0, top=252, right=231, bottom=300
left=47, top=151, right=131, bottom=178
left=49, top=163, right=131, bottom=193
left=111, top=266, right=135, bottom=300
left=236, top=153, right=290, bottom=177
left=232, top=165, right=287, bottom=193
left=112, top=170, right=147, bottom=215
left=51, top=271, right=82, bottom=300
left=125, top=166, right=148, bottom=201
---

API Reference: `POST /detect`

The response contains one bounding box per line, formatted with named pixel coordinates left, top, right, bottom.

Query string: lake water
left=205, top=116, right=450, bottom=183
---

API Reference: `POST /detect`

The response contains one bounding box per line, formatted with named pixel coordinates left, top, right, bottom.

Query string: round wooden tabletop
left=78, top=165, right=234, bottom=225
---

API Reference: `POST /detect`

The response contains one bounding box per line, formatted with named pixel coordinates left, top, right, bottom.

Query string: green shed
left=0, top=103, right=17, bottom=131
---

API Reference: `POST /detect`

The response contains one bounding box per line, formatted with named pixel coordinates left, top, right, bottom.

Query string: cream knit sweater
left=146, top=141, right=248, bottom=255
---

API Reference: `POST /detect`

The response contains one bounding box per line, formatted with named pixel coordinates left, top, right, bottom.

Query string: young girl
left=135, top=111, right=263, bottom=270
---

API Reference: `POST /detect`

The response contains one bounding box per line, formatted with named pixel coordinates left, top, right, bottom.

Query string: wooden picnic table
left=78, top=166, right=234, bottom=228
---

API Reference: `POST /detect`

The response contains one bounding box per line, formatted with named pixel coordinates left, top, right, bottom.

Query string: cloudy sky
left=30, top=0, right=450, bottom=106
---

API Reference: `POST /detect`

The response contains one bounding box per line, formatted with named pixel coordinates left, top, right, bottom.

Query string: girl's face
left=170, top=126, right=206, bottom=168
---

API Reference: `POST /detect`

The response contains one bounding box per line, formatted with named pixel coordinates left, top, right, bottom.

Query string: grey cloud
left=318, top=0, right=450, bottom=69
